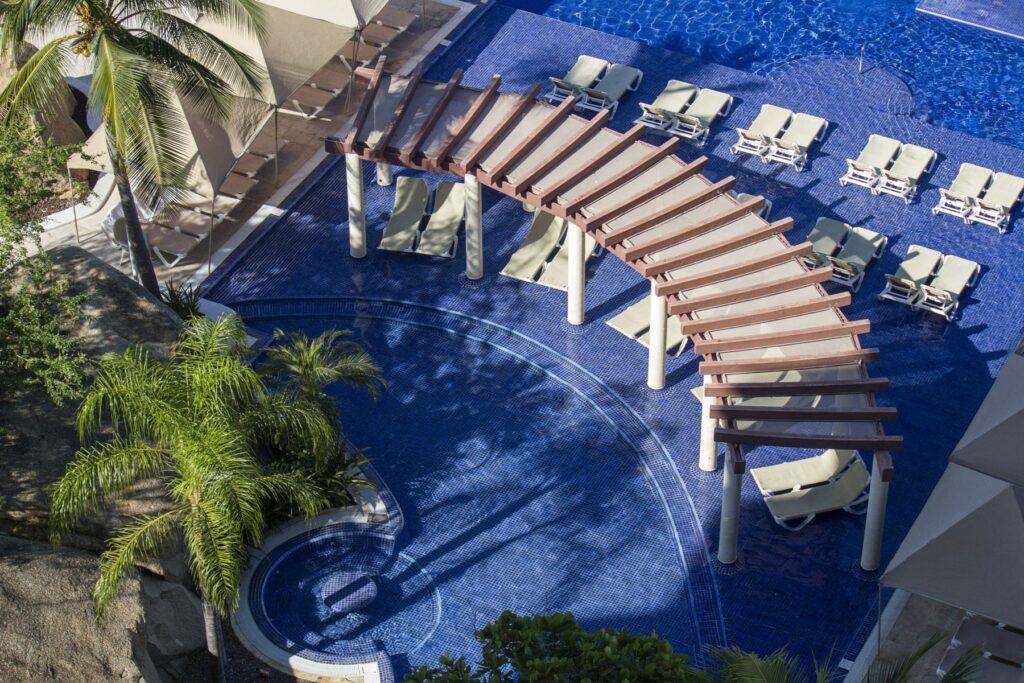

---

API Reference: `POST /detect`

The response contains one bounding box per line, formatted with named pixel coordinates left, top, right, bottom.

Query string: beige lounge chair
left=537, top=231, right=597, bottom=290
left=916, top=254, right=980, bottom=321
left=635, top=80, right=699, bottom=130
left=878, top=244, right=943, bottom=307
left=379, top=176, right=428, bottom=253
left=416, top=181, right=465, bottom=257
left=765, top=113, right=829, bottom=171
left=840, top=134, right=902, bottom=189
left=802, top=217, right=849, bottom=268
left=874, top=143, right=937, bottom=203
left=826, top=226, right=887, bottom=292
left=284, top=84, right=337, bottom=121
left=669, top=88, right=733, bottom=145
left=730, top=104, right=792, bottom=158
left=148, top=222, right=206, bottom=267
left=500, top=210, right=565, bottom=282
left=374, top=6, right=416, bottom=30
left=575, top=63, right=643, bottom=116
left=969, top=172, right=1024, bottom=233
left=761, top=456, right=870, bottom=530
left=933, top=163, right=992, bottom=220
left=307, top=63, right=351, bottom=95
left=751, top=449, right=858, bottom=496
left=546, top=55, right=609, bottom=104
left=606, top=296, right=687, bottom=355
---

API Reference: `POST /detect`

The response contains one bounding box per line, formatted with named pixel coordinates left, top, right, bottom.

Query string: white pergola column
left=647, top=281, right=667, bottom=390
left=345, top=154, right=366, bottom=258
left=718, top=445, right=743, bottom=565
left=567, top=223, right=585, bottom=325
left=376, top=162, right=393, bottom=186
left=464, top=174, right=484, bottom=280
left=861, top=451, right=893, bottom=571
left=699, top=376, right=719, bottom=471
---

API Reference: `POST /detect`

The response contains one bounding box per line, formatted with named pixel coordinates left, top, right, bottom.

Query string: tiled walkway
left=208, top=6, right=1024, bottom=672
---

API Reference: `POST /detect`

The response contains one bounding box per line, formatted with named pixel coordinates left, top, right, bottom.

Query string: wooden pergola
left=325, top=58, right=903, bottom=569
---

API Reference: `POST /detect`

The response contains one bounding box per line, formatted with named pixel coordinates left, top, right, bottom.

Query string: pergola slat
left=510, top=109, right=610, bottom=194
left=642, top=219, right=794, bottom=277
left=485, top=95, right=578, bottom=182
left=699, top=348, right=880, bottom=375
left=622, top=197, right=764, bottom=262
left=704, top=377, right=890, bottom=398
left=598, top=177, right=736, bottom=246
left=430, top=75, right=502, bottom=169
left=710, top=405, right=897, bottom=421
left=678, top=292, right=851, bottom=334
left=656, top=244, right=812, bottom=296
left=694, top=320, right=871, bottom=354
left=669, top=268, right=832, bottom=315
left=457, top=83, right=541, bottom=174
left=398, top=69, right=464, bottom=165
left=342, top=56, right=388, bottom=152
left=370, top=64, right=424, bottom=159
left=715, top=429, right=903, bottom=452
left=537, top=124, right=648, bottom=206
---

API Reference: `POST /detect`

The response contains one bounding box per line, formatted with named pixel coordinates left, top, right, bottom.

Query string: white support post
left=647, top=281, right=667, bottom=390
left=376, top=162, right=393, bottom=186
left=346, top=154, right=367, bottom=258
left=567, top=222, right=585, bottom=325
left=718, top=445, right=742, bottom=565
left=464, top=174, right=483, bottom=280
left=699, top=376, right=719, bottom=471
left=861, top=451, right=892, bottom=571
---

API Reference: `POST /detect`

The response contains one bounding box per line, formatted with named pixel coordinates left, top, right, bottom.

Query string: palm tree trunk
left=110, top=151, right=161, bottom=297
left=201, top=595, right=229, bottom=682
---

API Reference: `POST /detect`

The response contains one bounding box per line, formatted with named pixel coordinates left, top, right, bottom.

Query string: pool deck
left=917, top=0, right=1024, bottom=41
left=207, top=5, right=1024, bottom=677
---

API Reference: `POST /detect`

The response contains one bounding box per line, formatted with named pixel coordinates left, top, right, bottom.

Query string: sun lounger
left=730, top=104, right=792, bottom=158
left=359, top=22, right=403, bottom=47
left=416, top=181, right=465, bottom=257
left=338, top=39, right=383, bottom=69
left=733, top=192, right=772, bottom=219
left=761, top=456, right=870, bottom=530
left=546, top=55, right=609, bottom=104
left=537, top=231, right=597, bottom=290
left=874, top=143, right=937, bottom=203
left=765, top=113, right=829, bottom=171
left=379, top=176, right=428, bottom=253
left=668, top=88, right=733, bottom=145
left=607, top=296, right=687, bottom=356
left=802, top=217, right=850, bottom=268
left=500, top=210, right=566, bottom=282
left=968, top=172, right=1024, bottom=233
left=938, top=648, right=1020, bottom=683
left=933, top=163, right=992, bottom=220
left=575, top=63, right=643, bottom=116
left=937, top=614, right=1024, bottom=682
left=878, top=244, right=944, bottom=307
left=635, top=80, right=698, bottom=130
left=307, top=63, right=351, bottom=95
left=285, top=84, right=337, bottom=121
left=374, top=6, right=416, bottom=30
left=148, top=223, right=206, bottom=267
left=840, top=134, right=902, bottom=189
left=916, top=254, right=980, bottom=321
left=826, top=226, right=887, bottom=292
left=751, top=449, right=859, bottom=496
left=153, top=205, right=216, bottom=238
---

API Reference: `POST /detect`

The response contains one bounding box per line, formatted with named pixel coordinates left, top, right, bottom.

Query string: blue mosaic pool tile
left=918, top=0, right=1024, bottom=41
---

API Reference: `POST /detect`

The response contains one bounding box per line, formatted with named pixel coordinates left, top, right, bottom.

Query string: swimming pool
left=499, top=0, right=1024, bottom=149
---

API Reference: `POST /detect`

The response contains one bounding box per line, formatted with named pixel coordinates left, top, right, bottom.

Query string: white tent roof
left=259, top=0, right=388, bottom=29
left=882, top=463, right=1024, bottom=627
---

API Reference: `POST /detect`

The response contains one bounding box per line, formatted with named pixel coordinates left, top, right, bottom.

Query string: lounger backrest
left=746, top=104, right=792, bottom=138
left=928, top=255, right=978, bottom=297
left=855, top=135, right=901, bottom=169
left=831, top=458, right=870, bottom=507
left=651, top=80, right=698, bottom=113
left=808, top=218, right=848, bottom=257
left=888, top=144, right=936, bottom=181
left=683, top=89, right=731, bottom=125
left=979, top=173, right=1024, bottom=211
left=893, top=245, right=943, bottom=283
left=779, top=113, right=827, bottom=148
left=836, top=227, right=885, bottom=269
left=563, top=55, right=608, bottom=88
left=590, top=63, right=641, bottom=101
left=947, top=163, right=992, bottom=199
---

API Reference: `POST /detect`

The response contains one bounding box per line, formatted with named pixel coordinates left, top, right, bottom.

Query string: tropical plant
left=0, top=116, right=86, bottom=406
left=49, top=315, right=335, bottom=665
left=866, top=632, right=980, bottom=683
left=405, top=611, right=708, bottom=683
left=161, top=279, right=203, bottom=321
left=0, top=0, right=267, bottom=296
left=712, top=646, right=833, bottom=683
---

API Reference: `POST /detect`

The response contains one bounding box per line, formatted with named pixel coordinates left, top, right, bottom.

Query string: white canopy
left=259, top=0, right=388, bottom=29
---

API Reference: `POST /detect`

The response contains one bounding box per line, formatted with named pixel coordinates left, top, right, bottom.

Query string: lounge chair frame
left=668, top=94, right=734, bottom=146
left=873, top=148, right=937, bottom=204
left=573, top=67, right=643, bottom=117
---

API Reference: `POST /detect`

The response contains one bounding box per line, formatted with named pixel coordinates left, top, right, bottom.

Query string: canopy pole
left=567, top=222, right=585, bottom=325
left=67, top=166, right=80, bottom=243
left=345, top=28, right=362, bottom=112
left=861, top=451, right=892, bottom=571
left=207, top=194, right=215, bottom=276
left=273, top=107, right=280, bottom=187
left=718, top=444, right=742, bottom=564
left=346, top=154, right=367, bottom=258
left=376, top=162, right=393, bottom=186
left=700, top=376, right=719, bottom=471
left=647, top=280, right=667, bottom=390
left=464, top=174, right=483, bottom=279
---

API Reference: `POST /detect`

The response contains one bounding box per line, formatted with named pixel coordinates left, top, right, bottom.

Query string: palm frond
left=867, top=632, right=944, bottom=683
left=0, top=0, right=78, bottom=57
left=256, top=471, right=329, bottom=519
left=0, top=37, right=73, bottom=125
left=181, top=497, right=247, bottom=614
left=939, top=648, right=982, bottom=683
left=712, top=646, right=810, bottom=683
left=94, top=510, right=179, bottom=618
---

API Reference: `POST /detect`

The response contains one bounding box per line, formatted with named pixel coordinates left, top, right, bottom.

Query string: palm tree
left=49, top=315, right=335, bottom=666
left=0, top=0, right=266, bottom=296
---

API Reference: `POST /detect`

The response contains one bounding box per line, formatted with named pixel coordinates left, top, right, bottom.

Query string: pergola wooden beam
left=656, top=244, right=812, bottom=296
left=678, top=292, right=850, bottom=334
left=398, top=69, right=463, bottom=165
left=622, top=197, right=764, bottom=262
left=668, top=268, right=832, bottom=315
left=710, top=405, right=898, bottom=421
left=703, top=377, right=890, bottom=398
left=430, top=75, right=501, bottom=169
left=693, top=319, right=871, bottom=354
left=715, top=428, right=903, bottom=452
left=536, top=124, right=648, bottom=206
left=509, top=109, right=610, bottom=195
left=457, top=83, right=540, bottom=174
left=484, top=95, right=578, bottom=182
left=699, top=348, right=880, bottom=375
left=369, top=64, right=424, bottom=159
left=642, top=219, right=794, bottom=277
left=341, top=56, right=388, bottom=151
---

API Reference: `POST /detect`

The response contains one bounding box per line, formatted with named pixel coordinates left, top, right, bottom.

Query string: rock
left=140, top=575, right=205, bottom=658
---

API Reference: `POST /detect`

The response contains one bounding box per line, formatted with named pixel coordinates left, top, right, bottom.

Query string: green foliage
left=161, top=280, right=203, bottom=321
left=0, top=116, right=86, bottom=406
left=867, top=632, right=980, bottom=683
left=712, top=647, right=834, bottom=683
left=405, top=611, right=708, bottom=683
left=50, top=315, right=333, bottom=618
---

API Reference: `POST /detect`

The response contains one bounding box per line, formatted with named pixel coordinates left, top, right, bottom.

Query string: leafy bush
left=161, top=280, right=203, bottom=321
